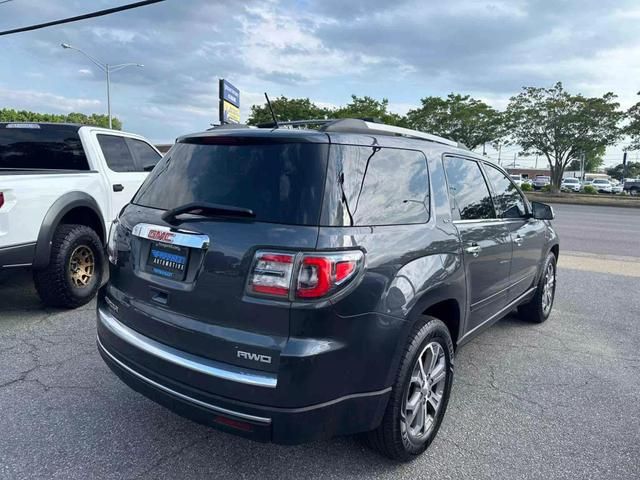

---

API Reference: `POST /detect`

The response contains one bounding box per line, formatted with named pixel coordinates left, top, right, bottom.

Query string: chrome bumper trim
left=97, top=336, right=272, bottom=425
left=98, top=307, right=277, bottom=389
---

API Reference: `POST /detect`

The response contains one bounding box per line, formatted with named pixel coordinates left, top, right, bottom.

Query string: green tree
left=0, top=108, right=121, bottom=129
left=626, top=92, right=640, bottom=151
left=247, top=96, right=330, bottom=125
left=406, top=93, right=504, bottom=149
left=567, top=145, right=605, bottom=172
left=505, top=82, right=623, bottom=192
left=606, top=161, right=640, bottom=180
left=333, top=95, right=405, bottom=126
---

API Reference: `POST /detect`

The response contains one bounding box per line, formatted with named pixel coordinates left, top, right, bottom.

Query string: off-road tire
left=33, top=224, right=104, bottom=308
left=365, top=316, right=454, bottom=461
left=518, top=252, right=557, bottom=323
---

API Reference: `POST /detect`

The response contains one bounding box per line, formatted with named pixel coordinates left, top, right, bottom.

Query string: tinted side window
left=126, top=138, right=161, bottom=170
left=97, top=135, right=136, bottom=172
left=0, top=124, right=88, bottom=170
left=443, top=157, right=495, bottom=220
left=328, top=146, right=429, bottom=226
left=483, top=164, right=526, bottom=218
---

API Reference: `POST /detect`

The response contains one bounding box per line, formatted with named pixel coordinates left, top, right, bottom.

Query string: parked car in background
left=510, top=174, right=523, bottom=187
left=532, top=175, right=551, bottom=190
left=0, top=122, right=162, bottom=307
left=623, top=178, right=640, bottom=196
left=561, top=177, right=581, bottom=192
left=98, top=119, right=559, bottom=461
left=610, top=180, right=623, bottom=194
left=591, top=178, right=612, bottom=193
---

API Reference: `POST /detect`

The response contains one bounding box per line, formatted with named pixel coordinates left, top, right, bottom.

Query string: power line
left=0, top=0, right=165, bottom=36
left=0, top=0, right=16, bottom=4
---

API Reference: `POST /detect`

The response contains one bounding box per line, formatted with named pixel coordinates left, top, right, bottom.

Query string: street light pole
left=61, top=43, right=142, bottom=129
left=106, top=65, right=111, bottom=128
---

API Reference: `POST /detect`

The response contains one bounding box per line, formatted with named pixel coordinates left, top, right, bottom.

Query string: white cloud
left=0, top=86, right=101, bottom=112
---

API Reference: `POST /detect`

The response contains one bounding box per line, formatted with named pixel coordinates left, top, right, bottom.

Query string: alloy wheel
left=541, top=261, right=555, bottom=315
left=69, top=245, right=95, bottom=288
left=401, top=342, right=447, bottom=444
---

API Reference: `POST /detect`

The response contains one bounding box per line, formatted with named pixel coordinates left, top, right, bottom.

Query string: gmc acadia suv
left=97, top=119, right=558, bottom=461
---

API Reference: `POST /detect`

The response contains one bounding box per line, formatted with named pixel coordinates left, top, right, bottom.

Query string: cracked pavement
left=1, top=203, right=639, bottom=479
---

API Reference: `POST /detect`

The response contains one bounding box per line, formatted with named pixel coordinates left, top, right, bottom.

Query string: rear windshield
left=133, top=141, right=328, bottom=226
left=0, top=124, right=88, bottom=170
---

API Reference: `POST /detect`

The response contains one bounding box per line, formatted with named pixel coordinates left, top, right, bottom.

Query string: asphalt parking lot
left=1, top=203, right=639, bottom=480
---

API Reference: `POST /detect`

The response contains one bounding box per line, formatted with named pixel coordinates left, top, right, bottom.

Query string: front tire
left=365, top=316, right=454, bottom=461
left=518, top=252, right=556, bottom=323
left=33, top=224, right=104, bottom=308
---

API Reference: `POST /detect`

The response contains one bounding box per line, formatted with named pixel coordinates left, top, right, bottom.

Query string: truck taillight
left=0, top=192, right=4, bottom=209
left=247, top=250, right=364, bottom=301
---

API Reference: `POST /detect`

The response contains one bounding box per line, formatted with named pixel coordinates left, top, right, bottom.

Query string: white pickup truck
left=0, top=122, right=162, bottom=307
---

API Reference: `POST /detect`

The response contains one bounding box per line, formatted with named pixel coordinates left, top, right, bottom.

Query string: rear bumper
left=0, top=242, right=35, bottom=268
left=97, top=307, right=391, bottom=444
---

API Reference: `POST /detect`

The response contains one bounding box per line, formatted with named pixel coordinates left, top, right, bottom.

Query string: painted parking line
left=559, top=251, right=640, bottom=277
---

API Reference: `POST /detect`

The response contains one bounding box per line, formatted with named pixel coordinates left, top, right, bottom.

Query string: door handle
left=113, top=184, right=124, bottom=192
left=514, top=235, right=523, bottom=246
left=464, top=244, right=482, bottom=257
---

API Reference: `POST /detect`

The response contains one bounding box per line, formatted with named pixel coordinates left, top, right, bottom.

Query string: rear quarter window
left=322, top=145, right=430, bottom=226
left=0, top=124, right=88, bottom=170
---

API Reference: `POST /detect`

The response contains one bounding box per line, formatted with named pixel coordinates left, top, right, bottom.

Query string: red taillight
left=247, top=250, right=363, bottom=300
left=0, top=192, right=4, bottom=209
left=296, top=256, right=332, bottom=298
left=248, top=252, right=295, bottom=298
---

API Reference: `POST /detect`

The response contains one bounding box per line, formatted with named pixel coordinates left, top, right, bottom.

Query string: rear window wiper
left=161, top=202, right=256, bottom=224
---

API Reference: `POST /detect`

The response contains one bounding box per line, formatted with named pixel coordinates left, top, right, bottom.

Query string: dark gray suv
left=97, top=119, right=558, bottom=461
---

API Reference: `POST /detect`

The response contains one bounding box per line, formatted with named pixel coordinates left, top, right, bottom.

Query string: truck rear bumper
left=97, top=308, right=391, bottom=445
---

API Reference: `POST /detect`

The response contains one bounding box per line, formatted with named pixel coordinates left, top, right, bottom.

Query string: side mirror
left=531, top=201, right=554, bottom=220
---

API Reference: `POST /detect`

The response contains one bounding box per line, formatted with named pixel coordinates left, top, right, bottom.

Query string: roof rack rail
left=255, top=118, right=460, bottom=148
left=255, top=119, right=332, bottom=129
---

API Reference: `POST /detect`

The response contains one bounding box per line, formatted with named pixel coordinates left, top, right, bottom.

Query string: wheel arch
left=33, top=192, right=106, bottom=269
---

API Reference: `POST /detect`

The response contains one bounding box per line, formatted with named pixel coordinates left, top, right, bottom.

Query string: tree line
left=0, top=109, right=121, bottom=130
left=249, top=83, right=640, bottom=190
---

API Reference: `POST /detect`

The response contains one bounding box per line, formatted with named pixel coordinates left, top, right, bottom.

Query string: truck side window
left=483, top=164, right=527, bottom=218
left=443, top=157, right=495, bottom=221
left=126, top=138, right=161, bottom=171
left=97, top=134, right=136, bottom=172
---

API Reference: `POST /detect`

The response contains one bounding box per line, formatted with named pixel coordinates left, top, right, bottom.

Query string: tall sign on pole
left=219, top=79, right=240, bottom=124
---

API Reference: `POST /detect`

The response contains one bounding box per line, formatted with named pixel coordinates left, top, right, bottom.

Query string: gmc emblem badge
left=148, top=230, right=175, bottom=243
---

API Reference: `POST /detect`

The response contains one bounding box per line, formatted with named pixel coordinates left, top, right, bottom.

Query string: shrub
left=583, top=185, right=597, bottom=194
left=521, top=183, right=533, bottom=192
left=541, top=184, right=552, bottom=192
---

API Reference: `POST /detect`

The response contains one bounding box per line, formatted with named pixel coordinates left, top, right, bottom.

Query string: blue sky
left=1, top=0, right=639, bottom=165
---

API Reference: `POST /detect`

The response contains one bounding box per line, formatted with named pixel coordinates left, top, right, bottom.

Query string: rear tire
left=518, top=252, right=556, bottom=323
left=33, top=224, right=104, bottom=308
left=365, top=316, right=454, bottom=461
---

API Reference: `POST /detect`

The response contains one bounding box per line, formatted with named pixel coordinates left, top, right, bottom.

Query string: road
left=550, top=203, right=640, bottom=257
left=1, top=204, right=639, bottom=480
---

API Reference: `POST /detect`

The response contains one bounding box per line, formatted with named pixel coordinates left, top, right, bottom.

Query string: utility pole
left=513, top=153, right=517, bottom=168
left=622, top=151, right=628, bottom=180
left=580, top=152, right=585, bottom=181
left=534, top=154, right=538, bottom=169
left=482, top=142, right=486, bottom=156
left=497, top=144, right=502, bottom=165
